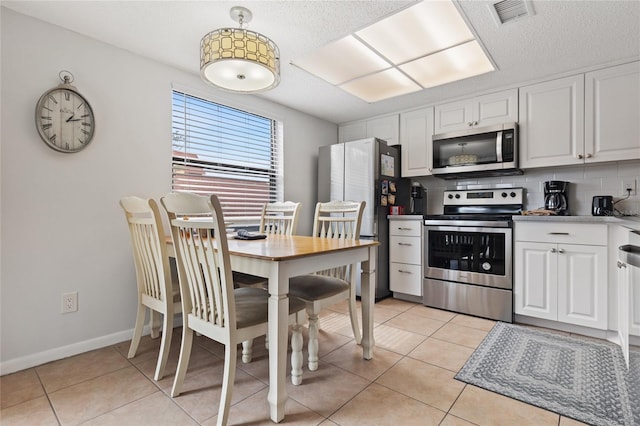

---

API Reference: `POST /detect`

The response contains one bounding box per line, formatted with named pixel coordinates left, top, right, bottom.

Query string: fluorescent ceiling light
left=293, top=36, right=390, bottom=85
left=356, top=0, right=474, bottom=64
left=400, top=40, right=495, bottom=88
left=291, top=0, right=495, bottom=103
left=339, top=69, right=422, bottom=103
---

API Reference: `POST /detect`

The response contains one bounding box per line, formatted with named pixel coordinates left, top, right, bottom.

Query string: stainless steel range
left=423, top=188, right=524, bottom=322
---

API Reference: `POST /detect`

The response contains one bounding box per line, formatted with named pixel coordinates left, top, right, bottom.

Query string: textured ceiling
left=3, top=0, right=639, bottom=124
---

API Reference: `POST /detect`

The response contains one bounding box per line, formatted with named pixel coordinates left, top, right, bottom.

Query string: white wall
left=0, top=8, right=336, bottom=374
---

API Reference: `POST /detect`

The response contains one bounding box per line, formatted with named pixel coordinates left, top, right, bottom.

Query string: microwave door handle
left=496, top=131, right=503, bottom=162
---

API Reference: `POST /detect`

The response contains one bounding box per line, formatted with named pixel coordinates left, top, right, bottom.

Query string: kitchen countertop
left=513, top=214, right=640, bottom=228
left=387, top=214, right=424, bottom=220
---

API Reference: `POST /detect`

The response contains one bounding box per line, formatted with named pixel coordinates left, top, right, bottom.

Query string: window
left=171, top=91, right=282, bottom=222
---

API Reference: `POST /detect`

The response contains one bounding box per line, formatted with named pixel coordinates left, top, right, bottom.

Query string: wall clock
left=35, top=71, right=95, bottom=153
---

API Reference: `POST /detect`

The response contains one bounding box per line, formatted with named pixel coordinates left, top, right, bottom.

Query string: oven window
left=427, top=230, right=506, bottom=275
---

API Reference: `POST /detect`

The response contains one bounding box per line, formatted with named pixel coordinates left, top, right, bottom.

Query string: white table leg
left=267, top=265, right=288, bottom=423
left=361, top=246, right=376, bottom=359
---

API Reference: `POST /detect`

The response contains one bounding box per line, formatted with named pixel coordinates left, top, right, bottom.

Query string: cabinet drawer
left=515, top=222, right=607, bottom=246
left=389, top=220, right=422, bottom=236
left=390, top=236, right=422, bottom=264
left=390, top=262, right=422, bottom=296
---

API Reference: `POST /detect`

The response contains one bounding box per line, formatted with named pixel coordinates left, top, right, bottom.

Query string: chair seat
left=234, top=287, right=305, bottom=328
left=289, top=274, right=350, bottom=302
left=232, top=271, right=268, bottom=288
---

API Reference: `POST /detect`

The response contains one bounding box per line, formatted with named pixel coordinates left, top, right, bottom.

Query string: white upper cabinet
left=519, top=61, right=640, bottom=168
left=366, top=115, right=400, bottom=146
left=399, top=107, right=434, bottom=177
left=519, top=75, right=585, bottom=168
left=338, top=121, right=367, bottom=143
left=584, top=61, right=640, bottom=163
left=434, top=89, right=518, bottom=134
left=338, top=114, right=399, bottom=146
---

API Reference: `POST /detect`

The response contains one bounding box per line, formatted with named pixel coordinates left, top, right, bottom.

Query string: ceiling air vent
left=491, top=0, right=534, bottom=25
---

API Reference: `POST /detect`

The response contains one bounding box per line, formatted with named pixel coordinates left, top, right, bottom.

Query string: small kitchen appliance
left=544, top=181, right=569, bottom=215
left=592, top=195, right=613, bottom=216
left=410, top=182, right=426, bottom=215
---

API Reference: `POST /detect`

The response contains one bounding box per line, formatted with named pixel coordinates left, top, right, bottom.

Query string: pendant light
left=200, top=6, right=280, bottom=93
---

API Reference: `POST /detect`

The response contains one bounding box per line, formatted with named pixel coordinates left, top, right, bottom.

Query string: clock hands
left=66, top=114, right=82, bottom=122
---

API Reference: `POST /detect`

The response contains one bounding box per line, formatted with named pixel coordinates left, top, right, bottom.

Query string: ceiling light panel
left=356, top=0, right=474, bottom=64
left=292, top=35, right=390, bottom=85
left=400, top=40, right=495, bottom=88
left=339, top=68, right=422, bottom=103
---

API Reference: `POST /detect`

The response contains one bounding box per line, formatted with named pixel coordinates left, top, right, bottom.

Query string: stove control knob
left=510, top=191, right=516, bottom=198
left=501, top=192, right=508, bottom=198
left=448, top=194, right=454, bottom=199
left=482, top=262, right=491, bottom=271
left=455, top=194, right=461, bottom=199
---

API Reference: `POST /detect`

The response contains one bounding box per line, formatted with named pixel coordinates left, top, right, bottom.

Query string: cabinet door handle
left=548, top=232, right=569, bottom=235
left=398, top=270, right=412, bottom=274
left=577, top=154, right=584, bottom=159
left=398, top=242, right=412, bottom=246
left=398, top=227, right=412, bottom=231
left=617, top=261, right=627, bottom=269
left=558, top=248, right=565, bottom=254
left=586, top=153, right=593, bottom=158
left=550, top=248, right=557, bottom=253
left=467, top=122, right=473, bottom=127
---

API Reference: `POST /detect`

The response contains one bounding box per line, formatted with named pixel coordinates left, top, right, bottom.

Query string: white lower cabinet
left=515, top=222, right=608, bottom=330
left=389, top=218, right=423, bottom=297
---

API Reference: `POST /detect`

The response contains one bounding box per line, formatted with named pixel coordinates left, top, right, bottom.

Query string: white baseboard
left=1, top=316, right=183, bottom=376
left=0, top=329, right=136, bottom=376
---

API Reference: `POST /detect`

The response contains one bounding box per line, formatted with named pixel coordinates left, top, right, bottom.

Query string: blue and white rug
left=455, top=322, right=639, bottom=426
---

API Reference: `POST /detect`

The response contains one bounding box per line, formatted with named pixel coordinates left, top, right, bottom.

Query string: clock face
left=35, top=88, right=95, bottom=153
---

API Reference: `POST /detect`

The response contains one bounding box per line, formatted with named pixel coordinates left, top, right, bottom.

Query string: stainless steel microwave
left=431, top=123, right=522, bottom=179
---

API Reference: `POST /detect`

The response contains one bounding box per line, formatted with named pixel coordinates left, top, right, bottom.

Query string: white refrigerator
left=317, top=138, right=410, bottom=299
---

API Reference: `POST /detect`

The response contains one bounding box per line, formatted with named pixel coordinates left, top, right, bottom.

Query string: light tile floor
left=1, top=299, right=601, bottom=425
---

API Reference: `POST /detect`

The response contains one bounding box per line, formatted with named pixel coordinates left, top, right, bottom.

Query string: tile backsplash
left=413, top=159, right=640, bottom=217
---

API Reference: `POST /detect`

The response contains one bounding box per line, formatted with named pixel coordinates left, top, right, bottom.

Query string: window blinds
left=171, top=91, right=282, bottom=221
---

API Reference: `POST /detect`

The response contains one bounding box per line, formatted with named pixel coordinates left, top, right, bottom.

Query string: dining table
left=167, top=233, right=379, bottom=423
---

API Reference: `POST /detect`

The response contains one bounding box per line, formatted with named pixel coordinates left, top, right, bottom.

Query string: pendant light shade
left=200, top=7, right=280, bottom=93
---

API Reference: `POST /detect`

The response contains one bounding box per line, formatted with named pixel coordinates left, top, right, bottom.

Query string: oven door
left=424, top=224, right=512, bottom=289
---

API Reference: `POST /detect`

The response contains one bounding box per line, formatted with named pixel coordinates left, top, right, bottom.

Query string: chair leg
left=348, top=292, right=362, bottom=345
left=307, top=312, right=319, bottom=371
left=128, top=304, right=146, bottom=358
left=241, top=339, right=253, bottom=363
left=171, top=326, right=193, bottom=398
left=217, top=342, right=238, bottom=426
left=291, top=321, right=303, bottom=385
left=149, top=310, right=160, bottom=339
left=154, top=312, right=173, bottom=381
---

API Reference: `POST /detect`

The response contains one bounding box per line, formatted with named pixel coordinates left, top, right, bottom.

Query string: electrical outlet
left=62, top=292, right=78, bottom=313
left=621, top=178, right=637, bottom=196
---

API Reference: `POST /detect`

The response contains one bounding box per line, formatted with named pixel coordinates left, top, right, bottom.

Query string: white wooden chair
left=233, top=201, right=302, bottom=288
left=119, top=196, right=181, bottom=381
left=161, top=192, right=306, bottom=426
left=289, top=200, right=366, bottom=371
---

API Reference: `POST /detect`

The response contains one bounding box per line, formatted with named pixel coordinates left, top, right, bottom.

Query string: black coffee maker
left=410, top=182, right=426, bottom=215
left=544, top=181, right=569, bottom=215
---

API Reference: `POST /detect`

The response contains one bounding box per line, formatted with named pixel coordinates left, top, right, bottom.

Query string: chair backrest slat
left=120, top=197, right=171, bottom=304
left=259, top=201, right=301, bottom=236
left=312, top=200, right=365, bottom=279
left=162, top=193, right=236, bottom=332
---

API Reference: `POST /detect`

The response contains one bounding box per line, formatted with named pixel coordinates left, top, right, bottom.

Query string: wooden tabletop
left=167, top=234, right=379, bottom=261
left=227, top=234, right=379, bottom=261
